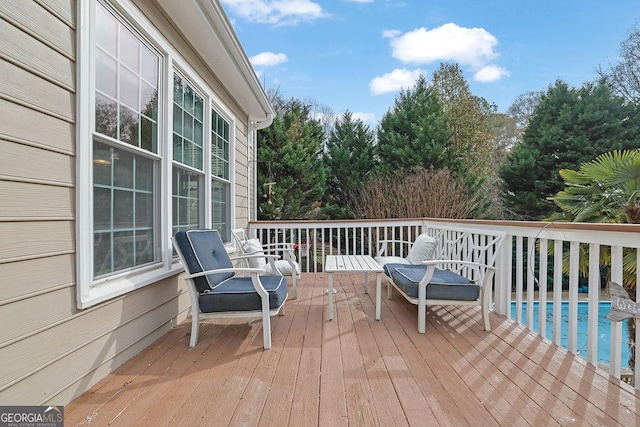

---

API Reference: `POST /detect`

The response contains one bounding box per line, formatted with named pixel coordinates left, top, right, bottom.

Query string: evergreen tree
left=375, top=74, right=457, bottom=177
left=499, top=79, right=640, bottom=220
left=322, top=111, right=376, bottom=219
left=257, top=97, right=327, bottom=219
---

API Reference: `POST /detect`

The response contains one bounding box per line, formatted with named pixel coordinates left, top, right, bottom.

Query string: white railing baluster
left=610, top=245, right=623, bottom=378
left=515, top=236, right=524, bottom=324
left=527, top=237, right=536, bottom=329
left=538, top=238, right=548, bottom=340
left=568, top=240, right=579, bottom=354
left=587, top=243, right=600, bottom=366
left=553, top=239, right=563, bottom=346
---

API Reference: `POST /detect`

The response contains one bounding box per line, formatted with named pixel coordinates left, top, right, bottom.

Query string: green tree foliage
left=549, top=150, right=640, bottom=224
left=499, top=79, right=640, bottom=220
left=375, top=74, right=457, bottom=177
left=431, top=63, right=495, bottom=179
left=257, top=97, right=327, bottom=219
left=322, top=111, right=375, bottom=219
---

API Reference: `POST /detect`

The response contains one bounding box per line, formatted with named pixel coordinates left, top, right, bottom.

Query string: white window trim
left=76, top=0, right=237, bottom=309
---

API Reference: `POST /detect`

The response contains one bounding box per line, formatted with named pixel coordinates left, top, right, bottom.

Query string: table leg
left=364, top=272, right=369, bottom=294
left=375, top=272, right=382, bottom=320
left=328, top=273, right=334, bottom=320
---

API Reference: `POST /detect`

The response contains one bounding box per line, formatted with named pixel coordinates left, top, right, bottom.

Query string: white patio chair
left=232, top=228, right=300, bottom=299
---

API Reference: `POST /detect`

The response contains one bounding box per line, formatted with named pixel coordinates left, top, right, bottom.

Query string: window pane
left=119, top=105, right=140, bottom=146
left=120, top=29, right=140, bottom=72
left=141, top=82, right=157, bottom=120
left=212, top=178, right=228, bottom=241
left=211, top=111, right=230, bottom=180
left=95, top=93, right=118, bottom=139
left=113, top=189, right=134, bottom=228
left=140, top=116, right=157, bottom=153
left=93, top=186, right=111, bottom=229
left=173, top=133, right=183, bottom=163
left=94, top=232, right=113, bottom=277
left=136, top=156, right=154, bottom=191
left=96, top=50, right=117, bottom=99
left=141, top=48, right=158, bottom=85
left=173, top=103, right=182, bottom=136
left=120, top=65, right=139, bottom=111
left=135, top=193, right=153, bottom=227
left=113, top=148, right=134, bottom=188
left=96, top=5, right=117, bottom=56
left=172, top=167, right=201, bottom=231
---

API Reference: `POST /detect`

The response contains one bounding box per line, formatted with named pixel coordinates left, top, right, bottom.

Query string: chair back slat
left=175, top=230, right=234, bottom=292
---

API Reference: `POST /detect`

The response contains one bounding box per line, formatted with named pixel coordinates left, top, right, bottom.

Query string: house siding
left=0, top=0, right=255, bottom=405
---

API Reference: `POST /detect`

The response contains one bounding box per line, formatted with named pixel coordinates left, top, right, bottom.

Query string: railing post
left=494, top=233, right=512, bottom=316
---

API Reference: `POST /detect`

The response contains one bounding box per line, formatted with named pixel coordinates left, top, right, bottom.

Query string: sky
left=220, top=0, right=640, bottom=126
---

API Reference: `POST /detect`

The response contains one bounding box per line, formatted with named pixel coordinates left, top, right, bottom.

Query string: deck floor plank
left=64, top=273, right=640, bottom=426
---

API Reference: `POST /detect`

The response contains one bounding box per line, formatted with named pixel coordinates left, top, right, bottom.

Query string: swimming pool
left=510, top=301, right=631, bottom=369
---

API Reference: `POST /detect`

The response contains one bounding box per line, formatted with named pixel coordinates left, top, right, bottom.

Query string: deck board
left=65, top=273, right=640, bottom=426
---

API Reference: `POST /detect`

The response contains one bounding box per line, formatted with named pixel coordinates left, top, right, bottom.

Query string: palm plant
left=548, top=149, right=640, bottom=373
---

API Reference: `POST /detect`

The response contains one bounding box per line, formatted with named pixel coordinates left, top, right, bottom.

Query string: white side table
left=324, top=255, right=384, bottom=320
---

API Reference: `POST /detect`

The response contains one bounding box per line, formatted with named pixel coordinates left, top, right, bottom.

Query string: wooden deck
left=65, top=273, right=640, bottom=426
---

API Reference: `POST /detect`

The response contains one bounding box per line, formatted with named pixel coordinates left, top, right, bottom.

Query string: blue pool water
left=510, top=301, right=631, bottom=369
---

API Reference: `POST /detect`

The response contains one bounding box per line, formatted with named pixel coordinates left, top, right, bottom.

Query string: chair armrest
left=261, top=242, right=295, bottom=250
left=231, top=253, right=280, bottom=261
left=184, top=267, right=266, bottom=279
left=420, top=260, right=496, bottom=287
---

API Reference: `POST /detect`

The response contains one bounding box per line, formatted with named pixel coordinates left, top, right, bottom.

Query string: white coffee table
left=324, top=255, right=384, bottom=320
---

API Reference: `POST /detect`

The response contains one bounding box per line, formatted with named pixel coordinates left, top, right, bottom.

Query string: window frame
left=77, top=0, right=237, bottom=309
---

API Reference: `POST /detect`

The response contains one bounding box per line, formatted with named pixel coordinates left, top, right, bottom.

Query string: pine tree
left=500, top=79, right=640, bottom=220
left=257, top=98, right=327, bottom=219
left=322, top=111, right=376, bottom=218
left=375, top=74, right=458, bottom=177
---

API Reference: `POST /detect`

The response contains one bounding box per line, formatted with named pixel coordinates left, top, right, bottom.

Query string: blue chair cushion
left=175, top=229, right=234, bottom=293
left=199, top=274, right=288, bottom=313
left=383, top=263, right=479, bottom=301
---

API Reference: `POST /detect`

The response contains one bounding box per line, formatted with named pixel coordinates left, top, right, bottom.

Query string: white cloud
left=369, top=68, right=424, bottom=95
left=387, top=23, right=507, bottom=81
left=221, top=0, right=327, bottom=25
left=250, top=52, right=288, bottom=67
left=352, top=112, right=377, bottom=124
left=345, top=0, right=374, bottom=3
left=382, top=29, right=401, bottom=39
left=473, top=65, right=509, bottom=82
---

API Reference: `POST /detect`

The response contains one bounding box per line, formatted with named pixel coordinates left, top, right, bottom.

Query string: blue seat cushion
left=384, top=263, right=479, bottom=301
left=175, top=229, right=235, bottom=293
left=198, top=274, right=288, bottom=313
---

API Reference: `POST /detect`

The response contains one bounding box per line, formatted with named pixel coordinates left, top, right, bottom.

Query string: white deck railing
left=249, top=218, right=640, bottom=387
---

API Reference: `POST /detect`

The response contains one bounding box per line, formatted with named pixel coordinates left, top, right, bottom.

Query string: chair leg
left=418, top=284, right=426, bottom=334
left=481, top=287, right=492, bottom=331
left=190, top=307, right=199, bottom=347
left=292, top=273, right=298, bottom=299
left=262, top=309, right=272, bottom=350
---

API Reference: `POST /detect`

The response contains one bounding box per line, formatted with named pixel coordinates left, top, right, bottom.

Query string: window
left=172, top=74, right=204, bottom=237
left=211, top=111, right=231, bottom=241
left=77, top=0, right=236, bottom=308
